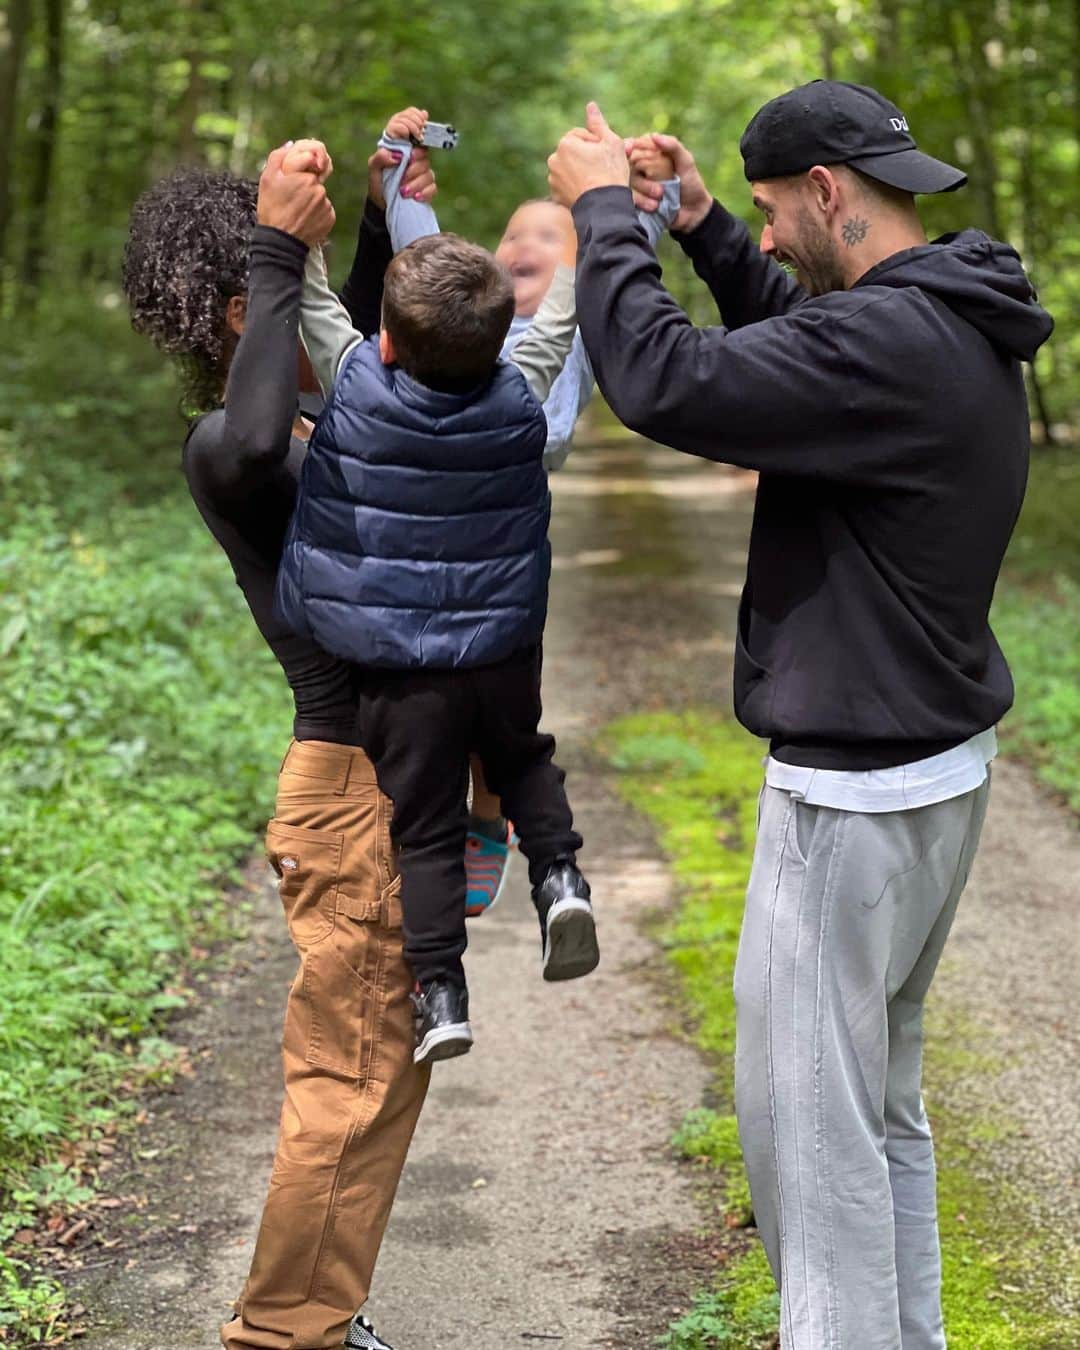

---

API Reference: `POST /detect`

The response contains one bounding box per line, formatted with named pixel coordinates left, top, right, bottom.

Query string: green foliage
left=994, top=578, right=1080, bottom=809
left=600, top=712, right=762, bottom=1068
left=1001, top=449, right=1080, bottom=584
left=607, top=732, right=707, bottom=776
left=2, top=0, right=1077, bottom=414
left=659, top=1255, right=779, bottom=1349
left=603, top=710, right=1080, bottom=1350
left=0, top=1250, right=68, bottom=1346
left=994, top=447, right=1080, bottom=810
left=579, top=0, right=1077, bottom=422
left=0, top=300, right=291, bottom=1332
left=671, top=1107, right=752, bottom=1225
left=671, top=1107, right=742, bottom=1169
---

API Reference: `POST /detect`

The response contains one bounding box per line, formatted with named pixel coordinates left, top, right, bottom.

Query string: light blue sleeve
left=377, top=133, right=441, bottom=254
left=541, top=183, right=676, bottom=471
left=541, top=333, right=594, bottom=472
left=537, top=182, right=675, bottom=469
left=635, top=177, right=681, bottom=250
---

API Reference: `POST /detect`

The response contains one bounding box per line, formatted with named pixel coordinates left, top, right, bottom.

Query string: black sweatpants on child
left=354, top=644, right=582, bottom=986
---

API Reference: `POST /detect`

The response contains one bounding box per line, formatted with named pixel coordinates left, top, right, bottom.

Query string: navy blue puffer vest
left=276, top=337, right=551, bottom=669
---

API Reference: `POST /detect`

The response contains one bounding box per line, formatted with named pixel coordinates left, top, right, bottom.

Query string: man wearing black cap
left=548, top=84, right=1053, bottom=1349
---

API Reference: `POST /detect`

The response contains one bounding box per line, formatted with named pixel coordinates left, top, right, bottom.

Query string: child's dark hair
left=382, top=233, right=515, bottom=390
left=122, top=167, right=258, bottom=417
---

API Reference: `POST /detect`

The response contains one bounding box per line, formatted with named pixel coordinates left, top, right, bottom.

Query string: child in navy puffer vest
left=276, top=153, right=598, bottom=1066
left=361, top=109, right=679, bottom=915
left=278, top=334, right=552, bottom=671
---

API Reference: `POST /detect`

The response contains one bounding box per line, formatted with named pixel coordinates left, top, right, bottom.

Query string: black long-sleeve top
left=571, top=186, right=1052, bottom=769
left=182, top=202, right=392, bottom=743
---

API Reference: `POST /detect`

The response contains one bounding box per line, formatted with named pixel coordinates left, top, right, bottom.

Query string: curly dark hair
left=123, top=167, right=258, bottom=417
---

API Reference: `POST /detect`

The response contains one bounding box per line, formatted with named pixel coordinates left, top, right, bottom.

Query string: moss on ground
left=991, top=446, right=1080, bottom=811
left=602, top=709, right=1080, bottom=1349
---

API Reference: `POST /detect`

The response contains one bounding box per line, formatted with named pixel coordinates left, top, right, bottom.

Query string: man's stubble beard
left=794, top=204, right=846, bottom=297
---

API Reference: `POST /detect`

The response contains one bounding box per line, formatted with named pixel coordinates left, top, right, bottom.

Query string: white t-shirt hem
left=764, top=727, right=998, bottom=813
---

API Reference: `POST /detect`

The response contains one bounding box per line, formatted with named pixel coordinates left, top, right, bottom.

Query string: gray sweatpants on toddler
left=735, top=779, right=991, bottom=1349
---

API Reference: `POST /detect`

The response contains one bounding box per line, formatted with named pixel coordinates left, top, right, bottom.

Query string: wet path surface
left=73, top=429, right=1078, bottom=1345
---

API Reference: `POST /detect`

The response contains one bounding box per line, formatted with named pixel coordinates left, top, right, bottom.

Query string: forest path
left=73, top=431, right=1079, bottom=1346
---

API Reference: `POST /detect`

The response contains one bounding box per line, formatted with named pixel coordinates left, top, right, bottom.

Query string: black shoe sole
left=414, top=1022, right=473, bottom=1065
left=543, top=900, right=600, bottom=982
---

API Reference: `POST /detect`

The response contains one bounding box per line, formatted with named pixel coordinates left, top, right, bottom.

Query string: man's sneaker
left=532, top=860, right=599, bottom=982
left=345, top=1313, right=393, bottom=1349
left=411, top=976, right=473, bottom=1065
left=465, top=821, right=515, bottom=917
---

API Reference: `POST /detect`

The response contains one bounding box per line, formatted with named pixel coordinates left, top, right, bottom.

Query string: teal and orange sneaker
left=465, top=821, right=514, bottom=917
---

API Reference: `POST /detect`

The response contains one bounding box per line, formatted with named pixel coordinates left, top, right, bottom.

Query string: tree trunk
left=1016, top=3, right=1056, bottom=445
left=176, top=0, right=205, bottom=163
left=21, top=0, right=64, bottom=300
left=80, top=22, right=130, bottom=283
left=874, top=0, right=903, bottom=90
left=820, top=23, right=836, bottom=80
left=946, top=6, right=1003, bottom=237
left=1073, top=0, right=1080, bottom=148
left=0, top=0, right=31, bottom=301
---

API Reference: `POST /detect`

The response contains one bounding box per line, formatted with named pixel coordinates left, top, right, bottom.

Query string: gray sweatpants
left=734, top=779, right=990, bottom=1350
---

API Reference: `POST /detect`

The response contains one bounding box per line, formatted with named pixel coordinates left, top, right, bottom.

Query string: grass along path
left=989, top=445, right=1080, bottom=810
left=601, top=710, right=1078, bottom=1349
left=0, top=305, right=292, bottom=1344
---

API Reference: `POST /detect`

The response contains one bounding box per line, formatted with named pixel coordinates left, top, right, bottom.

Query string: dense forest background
left=0, top=0, right=1077, bottom=428
left=0, top=2, right=1076, bottom=1341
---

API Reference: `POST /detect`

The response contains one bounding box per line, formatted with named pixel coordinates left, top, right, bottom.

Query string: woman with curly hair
left=123, top=134, right=436, bottom=1350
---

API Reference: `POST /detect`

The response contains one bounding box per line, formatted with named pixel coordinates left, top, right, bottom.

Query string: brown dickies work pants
left=222, top=740, right=430, bottom=1350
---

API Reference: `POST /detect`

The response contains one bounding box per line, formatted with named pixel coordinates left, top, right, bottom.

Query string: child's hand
left=628, top=136, right=676, bottom=182
left=366, top=145, right=437, bottom=209
left=281, top=138, right=333, bottom=183
left=385, top=106, right=428, bottom=143
left=561, top=223, right=579, bottom=269
left=626, top=134, right=674, bottom=214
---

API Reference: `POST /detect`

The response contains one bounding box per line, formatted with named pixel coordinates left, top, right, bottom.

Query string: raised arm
left=626, top=136, right=681, bottom=252
left=631, top=132, right=803, bottom=328
left=299, top=244, right=366, bottom=395
left=192, top=227, right=308, bottom=490
left=675, top=199, right=805, bottom=328
left=535, top=147, right=678, bottom=470
left=378, top=107, right=441, bottom=253
left=338, top=199, right=394, bottom=335
left=508, top=263, right=578, bottom=406
left=569, top=184, right=908, bottom=481
left=637, top=177, right=681, bottom=251
left=536, top=332, right=593, bottom=472
left=338, top=114, right=440, bottom=330
left=190, top=146, right=334, bottom=490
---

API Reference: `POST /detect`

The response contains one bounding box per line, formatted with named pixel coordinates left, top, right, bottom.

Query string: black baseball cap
left=740, top=80, right=967, bottom=195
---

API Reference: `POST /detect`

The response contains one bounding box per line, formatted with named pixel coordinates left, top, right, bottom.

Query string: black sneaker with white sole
left=345, top=1312, right=393, bottom=1348
left=411, top=976, right=473, bottom=1065
left=532, top=859, right=599, bottom=982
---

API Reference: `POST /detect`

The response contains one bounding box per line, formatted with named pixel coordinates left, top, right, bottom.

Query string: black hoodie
left=572, top=187, right=1054, bottom=769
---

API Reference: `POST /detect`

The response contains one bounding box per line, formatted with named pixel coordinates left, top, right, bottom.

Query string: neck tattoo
left=842, top=216, right=870, bottom=247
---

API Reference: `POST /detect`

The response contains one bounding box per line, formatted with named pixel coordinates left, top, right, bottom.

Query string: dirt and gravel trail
left=72, top=428, right=1078, bottom=1347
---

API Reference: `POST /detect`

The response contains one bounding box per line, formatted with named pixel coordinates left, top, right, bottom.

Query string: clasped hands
left=254, top=100, right=714, bottom=247
left=256, top=110, right=438, bottom=247
left=548, top=101, right=714, bottom=235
